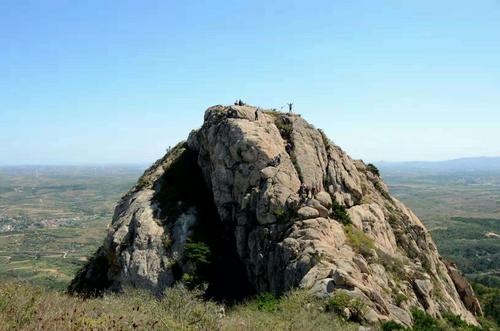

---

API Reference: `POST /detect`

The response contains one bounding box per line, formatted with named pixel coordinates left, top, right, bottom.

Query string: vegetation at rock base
left=0, top=281, right=360, bottom=331
left=182, top=241, right=211, bottom=288
left=381, top=309, right=484, bottom=331
left=251, top=292, right=280, bottom=312
left=326, top=291, right=368, bottom=322
left=184, top=242, right=211, bottom=266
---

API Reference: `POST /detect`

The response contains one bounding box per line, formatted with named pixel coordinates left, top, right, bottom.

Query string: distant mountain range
left=377, top=156, right=500, bottom=173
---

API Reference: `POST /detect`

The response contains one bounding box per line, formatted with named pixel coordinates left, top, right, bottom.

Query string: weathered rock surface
left=70, top=105, right=481, bottom=326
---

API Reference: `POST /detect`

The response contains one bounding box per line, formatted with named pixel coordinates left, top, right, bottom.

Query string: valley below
left=0, top=161, right=498, bottom=328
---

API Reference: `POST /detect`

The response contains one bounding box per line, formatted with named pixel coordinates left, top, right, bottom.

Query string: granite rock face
left=70, top=105, right=481, bottom=326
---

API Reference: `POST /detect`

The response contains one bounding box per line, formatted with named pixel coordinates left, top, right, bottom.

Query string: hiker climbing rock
left=285, top=142, right=293, bottom=154
left=275, top=153, right=281, bottom=166
left=299, top=183, right=306, bottom=197
left=305, top=186, right=311, bottom=199
left=255, top=109, right=259, bottom=121
left=268, top=153, right=282, bottom=167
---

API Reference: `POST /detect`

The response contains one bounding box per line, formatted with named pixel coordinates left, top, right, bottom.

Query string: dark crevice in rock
left=273, top=114, right=303, bottom=182
left=154, top=147, right=255, bottom=303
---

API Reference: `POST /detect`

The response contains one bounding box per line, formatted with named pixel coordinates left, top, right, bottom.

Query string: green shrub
left=162, top=235, right=173, bottom=249
left=381, top=320, right=407, bottom=331
left=326, top=291, right=367, bottom=322
left=330, top=198, right=351, bottom=225
left=367, top=163, right=380, bottom=177
left=252, top=292, right=280, bottom=312
left=225, top=289, right=359, bottom=330
left=344, top=225, right=375, bottom=257
left=326, top=291, right=350, bottom=312
left=442, top=313, right=482, bottom=330
left=184, top=242, right=211, bottom=266
left=395, top=293, right=407, bottom=306
left=374, top=181, right=391, bottom=200
left=411, top=309, right=441, bottom=331
left=0, top=281, right=220, bottom=330
left=273, top=207, right=287, bottom=222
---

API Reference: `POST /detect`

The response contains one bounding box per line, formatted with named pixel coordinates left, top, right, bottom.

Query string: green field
left=1, top=166, right=499, bottom=289
left=381, top=168, right=500, bottom=287
left=0, top=166, right=142, bottom=289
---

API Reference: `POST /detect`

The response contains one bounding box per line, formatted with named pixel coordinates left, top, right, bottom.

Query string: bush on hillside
left=366, top=163, right=380, bottom=177
left=330, top=198, right=351, bottom=225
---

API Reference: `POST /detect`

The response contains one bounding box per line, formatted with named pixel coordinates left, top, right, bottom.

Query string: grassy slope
left=0, top=281, right=358, bottom=331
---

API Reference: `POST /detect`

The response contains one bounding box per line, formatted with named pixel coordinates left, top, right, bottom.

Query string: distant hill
left=377, top=157, right=500, bottom=173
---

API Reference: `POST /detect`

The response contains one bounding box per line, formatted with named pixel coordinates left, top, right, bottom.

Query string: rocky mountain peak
left=70, top=104, right=482, bottom=326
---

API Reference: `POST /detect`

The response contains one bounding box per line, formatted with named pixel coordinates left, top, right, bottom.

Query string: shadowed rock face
left=70, top=105, right=481, bottom=326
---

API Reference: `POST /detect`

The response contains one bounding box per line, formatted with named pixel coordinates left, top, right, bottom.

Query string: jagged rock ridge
left=70, top=105, right=482, bottom=326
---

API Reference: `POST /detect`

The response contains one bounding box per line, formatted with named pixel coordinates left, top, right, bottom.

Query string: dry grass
left=0, top=281, right=358, bottom=331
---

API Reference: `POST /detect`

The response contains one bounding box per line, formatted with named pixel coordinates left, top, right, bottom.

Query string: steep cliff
left=70, top=105, right=481, bottom=326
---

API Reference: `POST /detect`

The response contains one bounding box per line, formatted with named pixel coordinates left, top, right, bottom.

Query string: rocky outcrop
left=70, top=104, right=481, bottom=326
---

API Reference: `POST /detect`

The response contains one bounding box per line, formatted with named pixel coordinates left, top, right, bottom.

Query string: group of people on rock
left=233, top=100, right=294, bottom=114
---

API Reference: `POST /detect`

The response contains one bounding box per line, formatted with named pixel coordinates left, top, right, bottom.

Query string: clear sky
left=1, top=0, right=499, bottom=165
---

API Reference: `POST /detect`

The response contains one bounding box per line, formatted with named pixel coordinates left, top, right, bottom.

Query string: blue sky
left=0, top=0, right=499, bottom=165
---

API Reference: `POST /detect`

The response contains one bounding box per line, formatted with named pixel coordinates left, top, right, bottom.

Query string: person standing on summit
left=287, top=102, right=293, bottom=113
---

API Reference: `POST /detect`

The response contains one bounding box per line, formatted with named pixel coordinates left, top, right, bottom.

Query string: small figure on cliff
left=275, top=153, right=281, bottom=165
left=285, top=142, right=293, bottom=154
left=255, top=108, right=259, bottom=121
left=287, top=102, right=294, bottom=113
left=299, top=183, right=306, bottom=198
left=238, top=99, right=245, bottom=106
left=268, top=153, right=282, bottom=167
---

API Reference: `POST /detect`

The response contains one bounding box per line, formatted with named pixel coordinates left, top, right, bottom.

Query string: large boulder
left=70, top=105, right=481, bottom=326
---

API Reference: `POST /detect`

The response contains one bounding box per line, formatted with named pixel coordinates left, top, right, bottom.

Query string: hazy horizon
left=1, top=155, right=500, bottom=168
left=1, top=1, right=499, bottom=165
